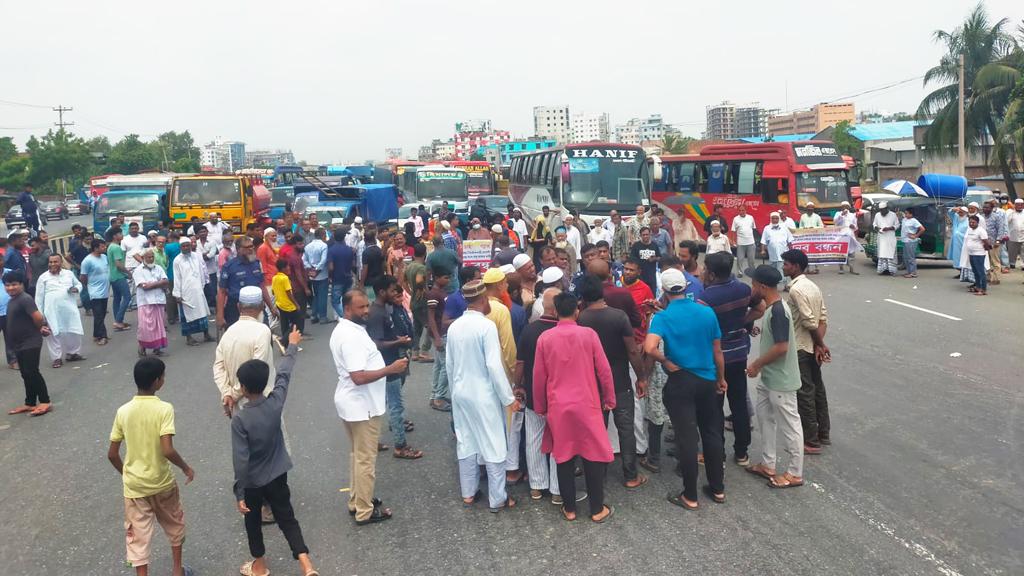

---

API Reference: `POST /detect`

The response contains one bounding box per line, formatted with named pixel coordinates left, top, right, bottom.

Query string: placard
left=790, top=226, right=851, bottom=265
left=462, top=239, right=493, bottom=270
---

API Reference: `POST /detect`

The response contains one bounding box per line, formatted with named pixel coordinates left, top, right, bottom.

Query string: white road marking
left=883, top=299, right=962, bottom=321
left=809, top=482, right=964, bottom=576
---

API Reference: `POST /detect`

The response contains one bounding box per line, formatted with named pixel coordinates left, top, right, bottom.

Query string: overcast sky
left=3, top=0, right=1023, bottom=164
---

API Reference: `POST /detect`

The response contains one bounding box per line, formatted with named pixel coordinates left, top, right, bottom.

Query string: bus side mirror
left=561, top=162, right=571, bottom=186
left=650, top=155, right=663, bottom=182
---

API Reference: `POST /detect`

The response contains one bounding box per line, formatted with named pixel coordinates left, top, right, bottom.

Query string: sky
left=2, top=0, right=1023, bottom=164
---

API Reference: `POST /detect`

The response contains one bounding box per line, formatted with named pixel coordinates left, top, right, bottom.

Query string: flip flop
left=624, top=474, right=649, bottom=490
left=349, top=497, right=383, bottom=515
left=667, top=492, right=698, bottom=511
left=239, top=560, right=270, bottom=576
left=767, top=475, right=804, bottom=489
left=489, top=496, right=517, bottom=513
left=8, top=405, right=35, bottom=415
left=52, top=360, right=62, bottom=369
left=462, top=490, right=483, bottom=508
left=560, top=505, right=576, bottom=521
left=702, top=485, right=726, bottom=504
left=30, top=404, right=51, bottom=417
left=591, top=504, right=614, bottom=523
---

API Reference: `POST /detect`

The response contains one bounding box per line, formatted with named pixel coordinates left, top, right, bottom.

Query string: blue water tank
left=917, top=174, right=967, bottom=199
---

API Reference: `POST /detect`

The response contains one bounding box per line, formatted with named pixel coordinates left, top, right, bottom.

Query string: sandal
left=639, top=457, right=661, bottom=474
left=239, top=560, right=270, bottom=576
left=377, top=442, right=390, bottom=452
left=404, top=421, right=415, bottom=432
left=349, top=497, right=384, bottom=515
left=768, top=473, right=804, bottom=489
left=393, top=446, right=423, bottom=459
left=746, top=464, right=776, bottom=480
left=30, top=403, right=51, bottom=417
left=354, top=505, right=393, bottom=525
left=462, top=491, right=483, bottom=508
left=703, top=485, right=726, bottom=504
left=66, top=353, right=85, bottom=362
left=667, top=492, right=698, bottom=511
left=8, top=405, right=35, bottom=415
left=96, top=338, right=108, bottom=346
left=52, top=360, right=62, bottom=369
left=624, top=474, right=648, bottom=490
left=591, top=504, right=614, bottom=523
left=560, top=505, right=576, bottom=521
left=489, top=496, right=516, bottom=513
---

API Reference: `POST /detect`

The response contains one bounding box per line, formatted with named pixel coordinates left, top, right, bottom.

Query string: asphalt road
left=43, top=213, right=93, bottom=238
left=0, top=257, right=1020, bottom=576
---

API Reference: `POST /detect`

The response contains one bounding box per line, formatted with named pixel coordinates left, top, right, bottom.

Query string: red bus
left=652, top=141, right=851, bottom=239
left=88, top=174, right=122, bottom=199
left=443, top=160, right=496, bottom=196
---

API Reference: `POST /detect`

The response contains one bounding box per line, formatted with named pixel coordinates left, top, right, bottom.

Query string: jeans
left=279, top=308, right=304, bottom=344
left=722, top=362, right=751, bottom=458
left=310, top=278, right=328, bottom=321
left=386, top=376, right=408, bottom=447
left=969, top=254, right=988, bottom=291
left=431, top=337, right=449, bottom=400
left=330, top=278, right=353, bottom=319
left=902, top=238, right=919, bottom=275
left=91, top=297, right=109, bottom=339
left=111, top=278, right=131, bottom=324
left=606, top=389, right=638, bottom=481
left=16, top=346, right=49, bottom=406
left=556, top=458, right=606, bottom=516
left=663, top=369, right=725, bottom=500
left=797, top=350, right=830, bottom=445
left=735, top=243, right=756, bottom=276
left=243, top=473, right=309, bottom=560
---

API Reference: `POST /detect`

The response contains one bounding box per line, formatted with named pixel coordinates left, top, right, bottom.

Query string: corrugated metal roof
left=849, top=121, right=925, bottom=142
left=738, top=133, right=817, bottom=143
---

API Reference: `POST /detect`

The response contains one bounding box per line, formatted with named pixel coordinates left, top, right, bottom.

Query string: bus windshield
left=565, top=156, right=648, bottom=212
left=96, top=193, right=161, bottom=215
left=796, top=170, right=849, bottom=207
left=466, top=171, right=494, bottom=194
left=416, top=171, right=468, bottom=200
left=270, top=187, right=293, bottom=204
left=174, top=179, right=242, bottom=205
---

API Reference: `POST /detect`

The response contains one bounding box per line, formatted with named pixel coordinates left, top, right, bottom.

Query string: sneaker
left=819, top=436, right=832, bottom=446
left=530, top=489, right=544, bottom=500
left=734, top=454, right=750, bottom=467
left=804, top=443, right=823, bottom=455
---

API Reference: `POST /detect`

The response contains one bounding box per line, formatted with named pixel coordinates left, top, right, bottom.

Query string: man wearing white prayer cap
left=872, top=201, right=900, bottom=275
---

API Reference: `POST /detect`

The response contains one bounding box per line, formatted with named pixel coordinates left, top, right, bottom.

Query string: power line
left=53, top=105, right=74, bottom=131
left=0, top=97, right=52, bottom=109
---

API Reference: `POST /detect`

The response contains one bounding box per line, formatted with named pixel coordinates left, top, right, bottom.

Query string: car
left=4, top=205, right=48, bottom=229
left=64, top=198, right=90, bottom=215
left=41, top=201, right=69, bottom=220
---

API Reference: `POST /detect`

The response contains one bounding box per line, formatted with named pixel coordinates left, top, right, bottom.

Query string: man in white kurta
left=445, top=280, right=517, bottom=511
left=34, top=255, right=85, bottom=365
left=170, top=238, right=212, bottom=345
left=872, top=202, right=900, bottom=275
left=833, top=202, right=862, bottom=275
left=760, top=213, right=794, bottom=287
left=213, top=286, right=275, bottom=416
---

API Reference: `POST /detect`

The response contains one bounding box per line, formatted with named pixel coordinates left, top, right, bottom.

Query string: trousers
left=45, top=332, right=82, bottom=362
left=343, top=416, right=382, bottom=522
left=505, top=409, right=524, bottom=471
left=735, top=243, right=756, bottom=276
left=16, top=347, right=50, bottom=406
left=987, top=246, right=1003, bottom=282
left=723, top=362, right=751, bottom=457
left=756, top=383, right=804, bottom=478
left=606, top=390, right=638, bottom=481
left=309, top=278, right=328, bottom=321
left=111, top=278, right=131, bottom=324
left=523, top=408, right=559, bottom=495
left=411, top=307, right=432, bottom=354
left=386, top=376, right=408, bottom=447
left=430, top=337, right=449, bottom=401
left=1008, top=240, right=1023, bottom=268
left=458, top=456, right=507, bottom=509
left=969, top=255, right=988, bottom=291
left=243, top=473, right=309, bottom=560
left=278, top=308, right=304, bottom=344
left=663, top=369, right=725, bottom=500
left=91, top=297, right=109, bottom=339
left=0, top=315, right=14, bottom=365
left=902, top=238, right=919, bottom=275
left=330, top=278, right=353, bottom=319
left=797, top=350, right=830, bottom=445
left=556, top=458, right=605, bottom=516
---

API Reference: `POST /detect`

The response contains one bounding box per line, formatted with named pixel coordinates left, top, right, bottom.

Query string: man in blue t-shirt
left=327, top=233, right=355, bottom=319
left=644, top=268, right=725, bottom=509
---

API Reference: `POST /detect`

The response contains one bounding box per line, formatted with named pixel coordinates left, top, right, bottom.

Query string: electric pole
left=957, top=54, right=966, bottom=178
left=53, top=105, right=74, bottom=132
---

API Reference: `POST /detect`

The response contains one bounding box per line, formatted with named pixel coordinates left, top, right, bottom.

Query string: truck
left=93, top=173, right=178, bottom=235
left=292, top=184, right=400, bottom=227
left=169, top=174, right=271, bottom=232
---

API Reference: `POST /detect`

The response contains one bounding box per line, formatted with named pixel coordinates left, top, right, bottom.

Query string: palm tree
left=917, top=3, right=1018, bottom=196
left=976, top=20, right=1024, bottom=182
left=660, top=133, right=691, bottom=154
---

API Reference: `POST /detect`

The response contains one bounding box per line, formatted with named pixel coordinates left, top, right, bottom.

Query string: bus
left=444, top=160, right=496, bottom=196
left=508, top=143, right=651, bottom=227
left=169, top=174, right=271, bottom=232
left=652, top=141, right=852, bottom=239
left=414, top=167, right=470, bottom=209
left=373, top=160, right=426, bottom=200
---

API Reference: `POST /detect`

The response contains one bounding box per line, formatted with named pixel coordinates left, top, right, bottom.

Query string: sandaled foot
left=393, top=446, right=423, bottom=459
left=354, top=505, right=393, bottom=525
left=639, top=457, right=661, bottom=473
left=667, top=492, right=698, bottom=510
left=9, top=405, right=35, bottom=415
left=429, top=399, right=452, bottom=412
left=703, top=485, right=725, bottom=503
left=591, top=504, right=614, bottom=523
left=462, top=490, right=483, bottom=507
left=624, top=474, right=648, bottom=490
left=768, top=473, right=804, bottom=489
left=560, top=505, right=576, bottom=521
left=377, top=442, right=389, bottom=452
left=239, top=559, right=270, bottom=576
left=51, top=360, right=62, bottom=368
left=30, top=403, right=51, bottom=417
left=746, top=463, right=776, bottom=479
left=66, top=353, right=85, bottom=362
left=530, top=489, right=544, bottom=500
left=489, top=496, right=516, bottom=513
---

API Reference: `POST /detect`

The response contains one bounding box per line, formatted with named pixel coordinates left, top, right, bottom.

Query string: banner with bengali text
left=462, top=239, right=493, bottom=270
left=790, top=227, right=850, bottom=265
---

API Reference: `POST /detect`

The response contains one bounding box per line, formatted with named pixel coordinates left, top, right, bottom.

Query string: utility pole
left=53, top=105, right=74, bottom=132
left=957, top=54, right=966, bottom=178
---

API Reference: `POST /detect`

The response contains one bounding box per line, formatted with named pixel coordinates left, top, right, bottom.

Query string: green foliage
left=469, top=151, right=486, bottom=161
left=832, top=121, right=864, bottom=162
left=0, top=138, right=29, bottom=192
left=661, top=133, right=694, bottom=154
left=25, top=130, right=93, bottom=188
left=107, top=134, right=160, bottom=174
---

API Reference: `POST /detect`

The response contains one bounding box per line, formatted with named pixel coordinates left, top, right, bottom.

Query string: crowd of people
left=0, top=199, right=851, bottom=575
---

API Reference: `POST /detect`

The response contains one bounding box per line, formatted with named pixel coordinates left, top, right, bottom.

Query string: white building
left=614, top=115, right=665, bottom=145
left=201, top=139, right=245, bottom=172
left=245, top=149, right=295, bottom=167
left=434, top=141, right=456, bottom=161
left=570, top=111, right=610, bottom=143
left=533, top=105, right=571, bottom=144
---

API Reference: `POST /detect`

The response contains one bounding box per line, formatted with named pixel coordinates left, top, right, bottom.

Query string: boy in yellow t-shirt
left=108, top=356, right=196, bottom=576
left=272, top=258, right=303, bottom=346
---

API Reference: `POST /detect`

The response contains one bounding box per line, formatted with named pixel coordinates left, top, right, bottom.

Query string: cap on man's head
left=841, top=201, right=851, bottom=207
left=7, top=228, right=25, bottom=239
left=564, top=214, right=574, bottom=221
left=354, top=216, right=364, bottom=224
left=462, top=279, right=486, bottom=298
left=179, top=236, right=192, bottom=245
left=147, top=230, right=158, bottom=236
left=805, top=202, right=815, bottom=207
left=482, top=267, right=506, bottom=284
left=968, top=201, right=979, bottom=208
left=238, top=286, right=263, bottom=305
left=513, top=207, right=522, bottom=214
left=499, top=264, right=516, bottom=276
left=750, top=264, right=783, bottom=287
left=441, top=220, right=451, bottom=230
left=209, top=212, right=220, bottom=217
left=512, top=253, right=532, bottom=270
left=660, top=268, right=688, bottom=295
left=878, top=201, right=888, bottom=209
left=540, top=266, right=563, bottom=284
left=490, top=224, right=503, bottom=233
left=1015, top=198, right=1024, bottom=205
left=264, top=227, right=277, bottom=237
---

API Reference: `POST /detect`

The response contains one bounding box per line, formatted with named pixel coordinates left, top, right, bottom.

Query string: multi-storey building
left=244, top=149, right=295, bottom=168
left=570, top=111, right=610, bottom=143
left=768, top=103, right=855, bottom=136
left=533, top=105, right=571, bottom=144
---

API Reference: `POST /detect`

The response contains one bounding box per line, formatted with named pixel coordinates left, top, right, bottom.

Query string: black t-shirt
left=629, top=241, right=661, bottom=289
left=515, top=316, right=558, bottom=409
left=6, top=292, right=43, bottom=352
left=577, top=306, right=633, bottom=393
left=366, top=301, right=399, bottom=364
left=425, top=286, right=449, bottom=337
left=362, top=245, right=385, bottom=287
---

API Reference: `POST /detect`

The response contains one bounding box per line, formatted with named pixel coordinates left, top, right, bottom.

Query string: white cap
left=179, top=237, right=192, bottom=245
left=1015, top=198, right=1024, bottom=204
left=209, top=211, right=220, bottom=217
left=499, top=264, right=516, bottom=276
left=491, top=224, right=503, bottom=233
left=968, top=202, right=980, bottom=208
left=264, top=227, right=277, bottom=237
left=147, top=230, right=158, bottom=236
left=441, top=220, right=451, bottom=230
left=6, top=228, right=25, bottom=239
left=354, top=216, right=363, bottom=224
left=238, top=286, right=263, bottom=305
left=512, top=253, right=532, bottom=270
left=878, top=201, right=888, bottom=209
left=541, top=266, right=564, bottom=284
left=564, top=214, right=574, bottom=221
left=841, top=201, right=851, bottom=207
left=805, top=201, right=815, bottom=207
left=709, top=219, right=721, bottom=227
left=660, top=268, right=688, bottom=294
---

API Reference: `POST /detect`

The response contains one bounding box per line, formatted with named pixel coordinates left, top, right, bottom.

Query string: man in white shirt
left=833, top=201, right=862, bottom=275
left=872, top=202, right=900, bottom=275
left=1007, top=198, right=1024, bottom=269
left=799, top=202, right=824, bottom=273
left=730, top=205, right=757, bottom=278
left=587, top=218, right=612, bottom=246
left=120, top=221, right=149, bottom=308
left=563, top=214, right=582, bottom=264
left=760, top=212, right=794, bottom=286
left=204, top=212, right=231, bottom=250
left=331, top=289, right=408, bottom=525
left=509, top=208, right=530, bottom=250
left=195, top=226, right=220, bottom=309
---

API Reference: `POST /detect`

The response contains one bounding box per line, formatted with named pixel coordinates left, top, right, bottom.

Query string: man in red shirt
left=622, top=257, right=655, bottom=341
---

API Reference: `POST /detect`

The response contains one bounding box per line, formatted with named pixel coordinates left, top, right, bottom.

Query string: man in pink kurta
left=533, top=292, right=615, bottom=523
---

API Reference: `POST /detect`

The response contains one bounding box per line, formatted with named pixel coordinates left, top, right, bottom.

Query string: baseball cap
left=660, top=268, right=688, bottom=295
